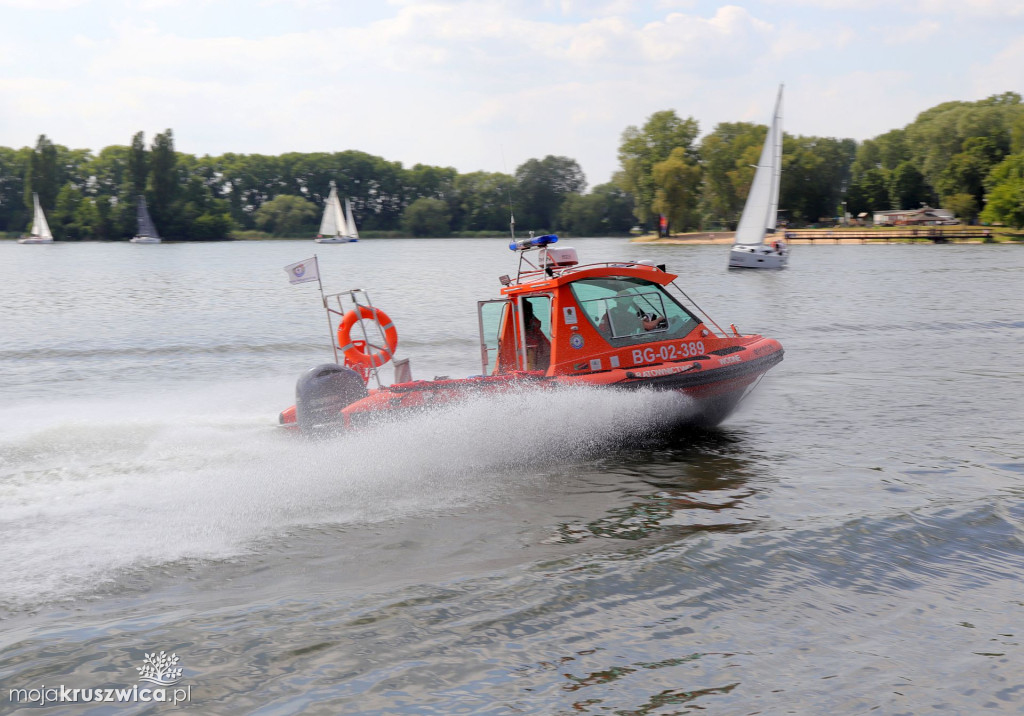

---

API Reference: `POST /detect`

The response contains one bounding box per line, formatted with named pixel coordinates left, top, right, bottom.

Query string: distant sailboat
left=315, top=182, right=357, bottom=243
left=729, top=85, right=788, bottom=269
left=17, top=193, right=54, bottom=244
left=130, top=196, right=162, bottom=244
left=344, top=197, right=359, bottom=242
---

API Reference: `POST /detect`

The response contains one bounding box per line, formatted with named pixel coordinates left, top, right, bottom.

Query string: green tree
left=401, top=197, right=451, bottom=237
left=617, top=110, right=699, bottom=225
left=254, top=194, right=318, bottom=236
left=406, top=163, right=457, bottom=201
left=1011, top=113, right=1024, bottom=155
left=980, top=153, right=1024, bottom=228
left=92, top=195, right=115, bottom=240
left=980, top=180, right=1024, bottom=228
left=904, top=93, right=1022, bottom=191
left=514, top=155, right=586, bottom=232
left=72, top=197, right=102, bottom=239
left=451, top=171, right=515, bottom=232
left=24, top=134, right=59, bottom=211
left=869, top=129, right=910, bottom=171
left=889, top=161, right=932, bottom=210
left=781, top=136, right=856, bottom=224
left=89, top=145, right=130, bottom=198
left=109, top=194, right=136, bottom=240
left=699, top=122, right=764, bottom=228
left=557, top=182, right=635, bottom=236
left=935, top=136, right=1002, bottom=206
left=0, top=146, right=30, bottom=232
left=51, top=183, right=82, bottom=240
left=129, top=131, right=148, bottom=194
left=190, top=212, right=234, bottom=240
left=941, top=193, right=977, bottom=223
left=149, top=129, right=178, bottom=233
left=845, top=167, right=891, bottom=215
left=651, top=147, right=702, bottom=232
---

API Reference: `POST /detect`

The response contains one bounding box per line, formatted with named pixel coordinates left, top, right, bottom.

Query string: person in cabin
left=522, top=301, right=551, bottom=371
left=600, top=291, right=662, bottom=337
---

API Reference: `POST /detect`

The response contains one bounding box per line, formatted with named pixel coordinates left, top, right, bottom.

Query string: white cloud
left=0, top=78, right=76, bottom=118
left=916, top=0, right=1024, bottom=16
left=0, top=0, right=1019, bottom=185
left=770, top=0, right=1024, bottom=14
left=558, top=0, right=639, bottom=14
left=639, top=6, right=773, bottom=63
left=878, top=18, right=941, bottom=44
left=971, top=36, right=1024, bottom=97
left=0, top=0, right=87, bottom=7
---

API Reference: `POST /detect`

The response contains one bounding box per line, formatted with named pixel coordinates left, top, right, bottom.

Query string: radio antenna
left=501, top=145, right=515, bottom=240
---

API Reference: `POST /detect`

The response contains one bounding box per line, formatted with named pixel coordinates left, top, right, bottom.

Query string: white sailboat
left=17, top=193, right=54, bottom=244
left=315, top=182, right=357, bottom=243
left=729, top=85, right=788, bottom=269
left=344, top=197, right=359, bottom=242
left=130, top=196, right=162, bottom=243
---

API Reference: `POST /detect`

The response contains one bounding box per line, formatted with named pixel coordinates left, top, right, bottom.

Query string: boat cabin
left=478, top=236, right=709, bottom=378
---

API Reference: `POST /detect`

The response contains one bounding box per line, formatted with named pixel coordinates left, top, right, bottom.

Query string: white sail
left=733, top=85, right=784, bottom=247
left=34, top=193, right=53, bottom=239
left=318, top=184, right=347, bottom=238
left=344, top=197, right=359, bottom=240
left=18, top=193, right=54, bottom=243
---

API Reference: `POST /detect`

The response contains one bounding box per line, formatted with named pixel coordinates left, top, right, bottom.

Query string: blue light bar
left=508, top=234, right=559, bottom=251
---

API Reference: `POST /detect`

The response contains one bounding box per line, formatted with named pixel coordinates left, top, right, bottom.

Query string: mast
left=767, top=84, right=784, bottom=234
left=733, top=84, right=784, bottom=247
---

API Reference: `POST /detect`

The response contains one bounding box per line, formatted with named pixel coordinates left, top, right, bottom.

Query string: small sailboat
left=17, top=193, right=54, bottom=244
left=344, top=197, right=359, bottom=242
left=130, top=196, right=162, bottom=243
left=315, top=182, right=358, bottom=243
left=729, top=85, right=788, bottom=269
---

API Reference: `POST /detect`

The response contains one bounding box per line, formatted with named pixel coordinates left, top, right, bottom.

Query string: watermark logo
left=8, top=650, right=192, bottom=706
left=137, top=651, right=183, bottom=686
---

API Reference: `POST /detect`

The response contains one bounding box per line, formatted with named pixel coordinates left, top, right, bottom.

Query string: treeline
left=3, top=91, right=1023, bottom=240
left=0, top=132, right=634, bottom=240
left=844, top=92, right=1024, bottom=227
left=618, top=91, right=1024, bottom=232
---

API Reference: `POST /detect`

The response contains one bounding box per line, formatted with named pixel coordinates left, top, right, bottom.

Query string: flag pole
left=314, top=255, right=339, bottom=364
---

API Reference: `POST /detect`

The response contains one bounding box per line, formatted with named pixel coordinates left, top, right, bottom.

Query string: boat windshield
left=568, top=277, right=699, bottom=345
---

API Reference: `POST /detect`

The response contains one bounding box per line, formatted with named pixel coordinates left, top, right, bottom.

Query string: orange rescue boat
left=279, top=236, right=783, bottom=434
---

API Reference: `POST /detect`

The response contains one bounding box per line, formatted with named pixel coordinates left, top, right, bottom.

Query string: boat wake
left=0, top=379, right=693, bottom=607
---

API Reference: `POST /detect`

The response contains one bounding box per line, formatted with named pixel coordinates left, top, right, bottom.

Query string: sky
left=2, top=0, right=1023, bottom=188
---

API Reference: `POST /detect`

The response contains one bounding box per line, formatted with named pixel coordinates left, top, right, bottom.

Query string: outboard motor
left=295, top=363, right=368, bottom=435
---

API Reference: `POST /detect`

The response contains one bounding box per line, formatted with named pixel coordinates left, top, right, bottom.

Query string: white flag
left=284, top=257, right=319, bottom=285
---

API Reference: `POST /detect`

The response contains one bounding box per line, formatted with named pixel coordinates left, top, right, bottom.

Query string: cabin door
left=477, top=299, right=513, bottom=375
left=519, top=295, right=552, bottom=372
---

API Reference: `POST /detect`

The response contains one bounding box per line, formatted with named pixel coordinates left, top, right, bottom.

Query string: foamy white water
left=0, top=378, right=690, bottom=605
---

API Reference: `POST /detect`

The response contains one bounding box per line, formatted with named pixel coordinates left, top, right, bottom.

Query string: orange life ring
left=336, top=306, right=399, bottom=368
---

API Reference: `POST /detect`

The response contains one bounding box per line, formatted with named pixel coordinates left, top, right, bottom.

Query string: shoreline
left=631, top=231, right=1020, bottom=245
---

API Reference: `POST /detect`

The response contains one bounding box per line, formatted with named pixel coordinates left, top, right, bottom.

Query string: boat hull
left=280, top=339, right=783, bottom=434
left=729, top=244, right=787, bottom=269
left=314, top=237, right=357, bottom=243
left=17, top=237, right=53, bottom=244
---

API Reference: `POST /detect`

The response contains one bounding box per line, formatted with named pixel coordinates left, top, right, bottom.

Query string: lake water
left=1, top=238, right=1022, bottom=714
